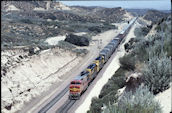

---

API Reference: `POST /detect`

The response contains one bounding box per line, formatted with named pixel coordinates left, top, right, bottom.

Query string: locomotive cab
left=69, top=71, right=89, bottom=100
left=69, top=80, right=82, bottom=99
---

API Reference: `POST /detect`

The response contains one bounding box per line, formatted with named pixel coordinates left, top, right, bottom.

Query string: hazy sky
left=61, top=0, right=171, bottom=10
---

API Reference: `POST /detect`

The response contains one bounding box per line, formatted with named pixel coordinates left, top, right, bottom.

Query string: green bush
left=119, top=54, right=136, bottom=71
left=164, top=35, right=172, bottom=57
left=88, top=67, right=126, bottom=113
left=132, top=38, right=150, bottom=62
left=163, top=26, right=172, bottom=57
left=72, top=49, right=88, bottom=56
left=134, top=26, right=151, bottom=37
left=102, top=85, right=162, bottom=113
left=142, top=53, right=171, bottom=94
left=134, top=27, right=143, bottom=37
left=57, top=40, right=76, bottom=50
left=127, top=35, right=163, bottom=63
left=89, top=97, right=103, bottom=113
left=99, top=67, right=126, bottom=99
left=20, top=19, right=33, bottom=24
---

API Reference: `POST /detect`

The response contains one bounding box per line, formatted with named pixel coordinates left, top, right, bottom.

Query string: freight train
left=69, top=17, right=137, bottom=100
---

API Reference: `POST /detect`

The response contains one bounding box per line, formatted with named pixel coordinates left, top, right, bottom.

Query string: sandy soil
left=73, top=32, right=87, bottom=36
left=123, top=11, right=134, bottom=21
left=33, top=7, right=46, bottom=11
left=75, top=20, right=138, bottom=113
left=6, top=5, right=20, bottom=11
left=54, top=2, right=71, bottom=10
left=1, top=48, right=82, bottom=113
left=155, top=84, right=172, bottom=113
left=45, top=35, right=66, bottom=45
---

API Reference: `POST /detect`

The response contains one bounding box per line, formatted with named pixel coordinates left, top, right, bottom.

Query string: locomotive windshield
left=70, top=81, right=81, bottom=84
left=71, top=81, right=75, bottom=84
left=81, top=71, right=89, bottom=76
left=75, top=82, right=81, bottom=84
left=95, top=56, right=101, bottom=60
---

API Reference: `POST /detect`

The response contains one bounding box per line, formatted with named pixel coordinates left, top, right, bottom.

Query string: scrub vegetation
left=102, top=86, right=162, bottom=113
left=88, top=16, right=171, bottom=113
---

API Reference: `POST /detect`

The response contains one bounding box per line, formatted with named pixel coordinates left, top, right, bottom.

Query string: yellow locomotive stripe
left=87, top=68, right=92, bottom=74
left=102, top=56, right=105, bottom=63
left=94, top=60, right=99, bottom=72
left=70, top=88, right=80, bottom=92
left=86, top=68, right=93, bottom=78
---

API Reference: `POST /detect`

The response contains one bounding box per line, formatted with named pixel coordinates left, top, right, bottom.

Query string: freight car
left=69, top=17, right=137, bottom=100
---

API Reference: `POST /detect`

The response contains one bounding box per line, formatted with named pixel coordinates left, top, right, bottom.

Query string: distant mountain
left=143, top=9, right=170, bottom=23
left=126, top=8, right=171, bottom=16
left=125, top=9, right=149, bottom=16
left=160, top=10, right=171, bottom=13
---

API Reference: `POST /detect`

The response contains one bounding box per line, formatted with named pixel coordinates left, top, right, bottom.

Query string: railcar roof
left=74, top=72, right=88, bottom=80
left=103, top=48, right=110, bottom=51
left=105, top=44, right=113, bottom=48
left=112, top=38, right=120, bottom=41
left=87, top=63, right=96, bottom=69
left=80, top=70, right=89, bottom=76
left=73, top=75, right=83, bottom=80
left=100, top=49, right=109, bottom=53
left=95, top=56, right=102, bottom=60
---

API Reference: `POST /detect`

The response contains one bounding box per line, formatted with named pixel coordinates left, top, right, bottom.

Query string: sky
left=61, top=0, right=171, bottom=10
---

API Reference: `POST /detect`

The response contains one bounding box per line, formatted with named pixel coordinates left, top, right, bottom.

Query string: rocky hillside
left=71, top=6, right=130, bottom=22
left=1, top=1, right=132, bottom=50
left=92, top=7, right=128, bottom=22
left=143, top=9, right=170, bottom=24
left=1, top=1, right=71, bottom=11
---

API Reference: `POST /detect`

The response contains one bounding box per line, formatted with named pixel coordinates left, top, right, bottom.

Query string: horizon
left=60, top=1, right=171, bottom=10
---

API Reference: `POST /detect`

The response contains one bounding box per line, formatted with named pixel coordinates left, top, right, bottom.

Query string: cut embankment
left=1, top=48, right=82, bottom=113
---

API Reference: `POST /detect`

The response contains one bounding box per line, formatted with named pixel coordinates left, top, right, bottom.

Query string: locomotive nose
left=69, top=85, right=80, bottom=92
left=69, top=82, right=81, bottom=100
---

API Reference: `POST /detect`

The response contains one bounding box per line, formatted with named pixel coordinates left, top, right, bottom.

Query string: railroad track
left=38, top=85, right=69, bottom=113
left=56, top=100, right=76, bottom=113
left=38, top=17, right=137, bottom=113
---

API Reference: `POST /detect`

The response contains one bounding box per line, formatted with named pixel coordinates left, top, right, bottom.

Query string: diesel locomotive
left=69, top=17, right=137, bottom=100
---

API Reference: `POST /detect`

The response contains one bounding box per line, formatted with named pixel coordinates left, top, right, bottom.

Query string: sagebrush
left=102, top=85, right=162, bottom=113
